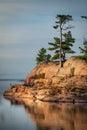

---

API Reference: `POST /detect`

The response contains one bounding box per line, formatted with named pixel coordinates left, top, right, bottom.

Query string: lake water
left=0, top=75, right=87, bottom=130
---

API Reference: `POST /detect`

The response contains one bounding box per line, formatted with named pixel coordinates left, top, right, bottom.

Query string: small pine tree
left=36, top=48, right=51, bottom=64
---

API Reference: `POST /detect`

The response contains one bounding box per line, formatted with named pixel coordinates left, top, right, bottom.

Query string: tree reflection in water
left=9, top=98, right=87, bottom=130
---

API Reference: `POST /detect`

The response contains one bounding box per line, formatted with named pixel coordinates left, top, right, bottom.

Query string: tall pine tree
left=48, top=14, right=74, bottom=67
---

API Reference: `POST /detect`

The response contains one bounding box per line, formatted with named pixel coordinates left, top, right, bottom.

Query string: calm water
left=0, top=76, right=87, bottom=130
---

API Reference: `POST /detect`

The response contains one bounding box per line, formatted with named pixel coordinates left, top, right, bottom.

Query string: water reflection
left=7, top=97, right=87, bottom=130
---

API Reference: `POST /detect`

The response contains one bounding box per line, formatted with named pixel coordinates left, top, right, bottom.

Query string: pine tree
left=36, top=48, right=51, bottom=64
left=48, top=14, right=74, bottom=67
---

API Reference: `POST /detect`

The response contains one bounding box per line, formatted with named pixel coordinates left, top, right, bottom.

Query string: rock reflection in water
left=9, top=98, right=87, bottom=130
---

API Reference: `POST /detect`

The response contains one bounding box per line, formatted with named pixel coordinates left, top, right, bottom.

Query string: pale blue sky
left=0, top=0, right=87, bottom=78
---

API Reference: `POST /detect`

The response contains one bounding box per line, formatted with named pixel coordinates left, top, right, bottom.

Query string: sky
left=0, top=0, right=87, bottom=78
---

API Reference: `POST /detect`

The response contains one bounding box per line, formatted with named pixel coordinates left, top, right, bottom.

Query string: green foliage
left=79, top=39, right=87, bottom=58
left=78, top=55, right=87, bottom=60
left=48, top=37, right=60, bottom=60
left=48, top=31, right=75, bottom=61
left=79, top=15, right=87, bottom=60
left=36, top=48, right=51, bottom=64
left=55, top=14, right=73, bottom=25
left=81, top=16, right=87, bottom=19
left=48, top=14, right=75, bottom=63
left=36, top=14, right=87, bottom=65
left=54, top=14, right=73, bottom=31
left=63, top=31, right=75, bottom=54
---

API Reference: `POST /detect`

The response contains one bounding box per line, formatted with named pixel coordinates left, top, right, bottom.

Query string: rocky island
left=3, top=56, right=87, bottom=103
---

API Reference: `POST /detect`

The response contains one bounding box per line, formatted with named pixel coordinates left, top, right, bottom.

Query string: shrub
left=70, top=67, right=75, bottom=77
left=35, top=73, right=45, bottom=79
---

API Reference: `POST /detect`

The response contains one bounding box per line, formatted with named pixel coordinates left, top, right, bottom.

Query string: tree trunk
left=59, top=22, right=62, bottom=67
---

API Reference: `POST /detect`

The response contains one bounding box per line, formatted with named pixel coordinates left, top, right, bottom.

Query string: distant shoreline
left=0, top=79, right=24, bottom=82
